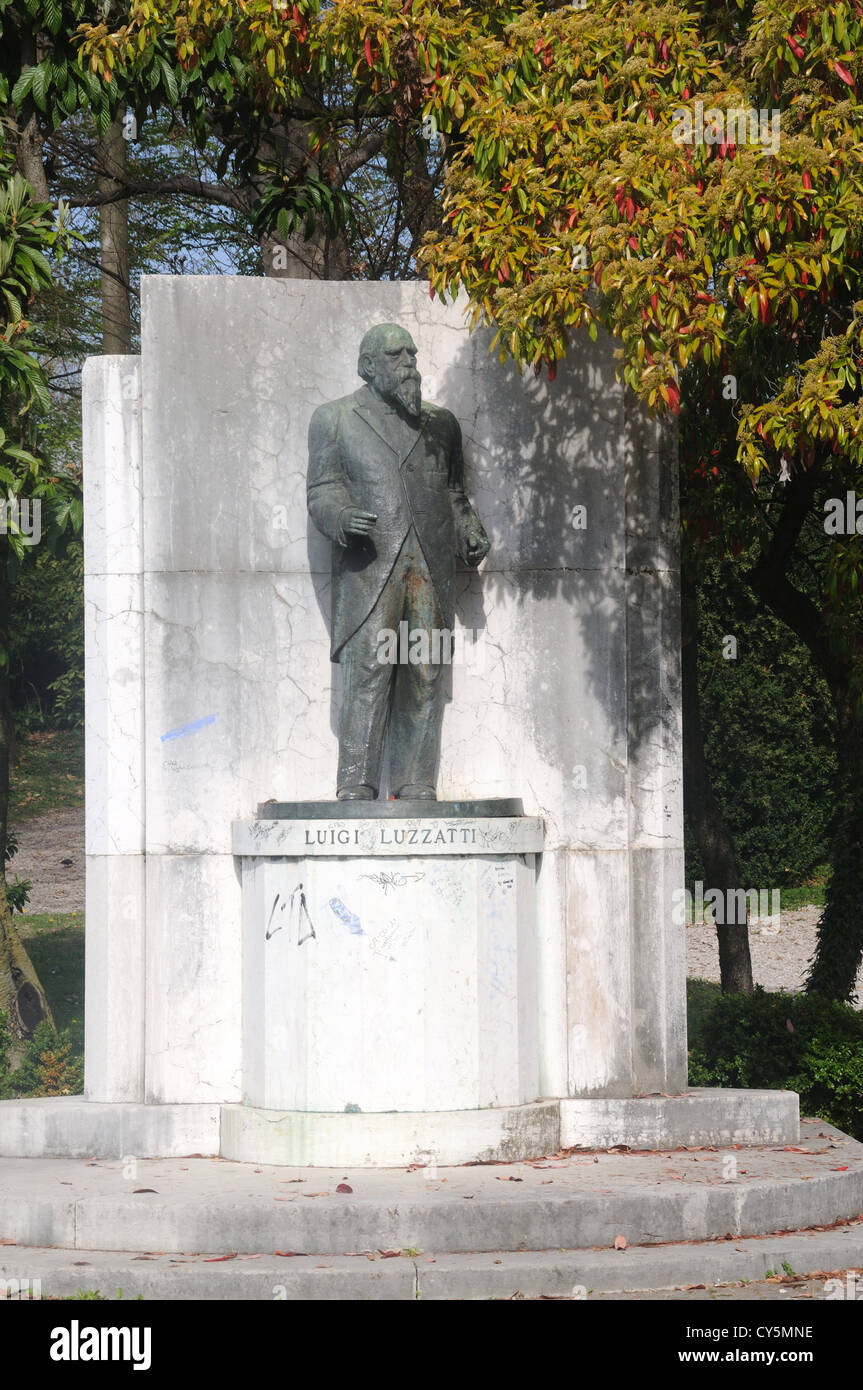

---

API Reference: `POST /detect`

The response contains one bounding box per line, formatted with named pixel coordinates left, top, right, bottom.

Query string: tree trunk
left=98, top=116, right=132, bottom=354
left=805, top=695, right=863, bottom=1001
left=0, top=540, right=53, bottom=1038
left=257, top=116, right=354, bottom=280
left=681, top=575, right=754, bottom=993
left=10, top=36, right=50, bottom=200
left=747, top=463, right=863, bottom=1001
left=0, top=881, right=54, bottom=1038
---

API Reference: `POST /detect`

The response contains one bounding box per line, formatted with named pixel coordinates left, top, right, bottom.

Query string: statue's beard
left=377, top=368, right=422, bottom=420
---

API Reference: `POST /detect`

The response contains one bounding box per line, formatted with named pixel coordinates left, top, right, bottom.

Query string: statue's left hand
left=461, top=524, right=490, bottom=567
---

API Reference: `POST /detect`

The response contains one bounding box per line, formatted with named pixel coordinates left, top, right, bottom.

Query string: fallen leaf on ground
left=336, top=1183, right=353, bottom=1194
left=613, top=1235, right=627, bottom=1251
left=275, top=1251, right=307, bottom=1257
left=203, top=1253, right=237, bottom=1262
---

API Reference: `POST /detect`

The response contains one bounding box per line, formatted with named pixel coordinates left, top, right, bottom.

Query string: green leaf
left=44, top=0, right=63, bottom=35
left=30, top=63, right=50, bottom=114
left=10, top=69, right=35, bottom=108
left=159, top=58, right=179, bottom=106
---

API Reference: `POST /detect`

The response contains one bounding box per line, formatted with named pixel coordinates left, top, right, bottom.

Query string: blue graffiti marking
left=160, top=715, right=217, bottom=743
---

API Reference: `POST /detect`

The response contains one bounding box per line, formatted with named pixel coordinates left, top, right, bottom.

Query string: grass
left=17, top=911, right=84, bottom=1056
left=778, top=864, right=829, bottom=912
left=9, top=728, right=84, bottom=822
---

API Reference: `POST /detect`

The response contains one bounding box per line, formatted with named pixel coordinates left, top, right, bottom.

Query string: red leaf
left=203, top=1253, right=238, bottom=1262
left=835, top=62, right=854, bottom=86
left=786, top=1018, right=794, bottom=1032
left=364, top=35, right=373, bottom=67
left=802, top=171, right=812, bottom=189
left=831, top=1165, right=849, bottom=1171
left=336, top=1183, right=353, bottom=1193
left=275, top=1250, right=307, bottom=1257
left=786, top=34, right=805, bottom=60
left=613, top=1235, right=627, bottom=1250
left=378, top=1249, right=401, bottom=1258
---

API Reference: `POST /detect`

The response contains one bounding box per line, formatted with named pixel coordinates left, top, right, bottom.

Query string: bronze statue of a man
left=307, top=324, right=490, bottom=801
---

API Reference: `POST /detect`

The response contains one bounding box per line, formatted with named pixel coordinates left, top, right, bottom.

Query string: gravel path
left=8, top=810, right=863, bottom=1005
left=8, top=809, right=85, bottom=915
left=687, top=908, right=863, bottom=1003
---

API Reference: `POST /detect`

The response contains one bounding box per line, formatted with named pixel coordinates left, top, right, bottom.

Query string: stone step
left=0, top=1121, right=860, bottom=1257
left=3, top=1224, right=863, bottom=1301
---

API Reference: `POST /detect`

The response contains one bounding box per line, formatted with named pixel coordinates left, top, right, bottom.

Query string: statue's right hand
left=340, top=508, right=377, bottom=542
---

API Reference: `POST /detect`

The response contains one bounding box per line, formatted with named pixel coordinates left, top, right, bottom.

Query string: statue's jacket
left=307, top=385, right=481, bottom=661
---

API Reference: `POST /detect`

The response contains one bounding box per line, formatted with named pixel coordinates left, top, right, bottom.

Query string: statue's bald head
left=358, top=323, right=422, bottom=419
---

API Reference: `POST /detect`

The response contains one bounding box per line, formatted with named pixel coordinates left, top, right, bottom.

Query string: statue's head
left=358, top=323, right=422, bottom=420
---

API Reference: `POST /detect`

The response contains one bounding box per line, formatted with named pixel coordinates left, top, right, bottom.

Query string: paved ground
left=589, top=1273, right=858, bottom=1300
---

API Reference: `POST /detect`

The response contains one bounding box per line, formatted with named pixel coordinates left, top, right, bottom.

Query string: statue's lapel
left=399, top=405, right=433, bottom=469
left=353, top=391, right=401, bottom=458
left=353, top=390, right=428, bottom=465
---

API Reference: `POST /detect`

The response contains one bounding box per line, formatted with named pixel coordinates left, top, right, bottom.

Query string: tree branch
left=68, top=175, right=250, bottom=211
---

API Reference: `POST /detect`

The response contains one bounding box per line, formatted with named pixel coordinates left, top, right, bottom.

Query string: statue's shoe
left=336, top=784, right=376, bottom=801
left=396, top=784, right=437, bottom=800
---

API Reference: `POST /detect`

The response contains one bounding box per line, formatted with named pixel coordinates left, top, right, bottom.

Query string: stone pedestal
left=76, top=278, right=686, bottom=1118
left=231, top=814, right=540, bottom=1162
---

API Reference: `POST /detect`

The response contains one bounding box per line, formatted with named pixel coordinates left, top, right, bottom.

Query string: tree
left=0, top=0, right=450, bottom=1034
left=313, top=0, right=863, bottom=999
left=0, top=151, right=74, bottom=1037
left=42, top=0, right=863, bottom=1000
